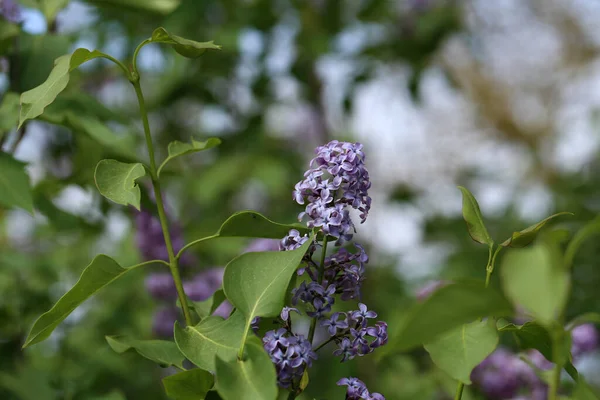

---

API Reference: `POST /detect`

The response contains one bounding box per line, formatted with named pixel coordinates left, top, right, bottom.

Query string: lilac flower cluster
left=471, top=324, right=599, bottom=399
left=0, top=0, right=21, bottom=23
left=134, top=209, right=192, bottom=266
left=261, top=141, right=384, bottom=397
left=293, top=140, right=371, bottom=245
left=337, top=377, right=385, bottom=400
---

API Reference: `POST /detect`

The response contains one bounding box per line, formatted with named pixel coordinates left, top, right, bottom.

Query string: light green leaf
left=94, top=160, right=146, bottom=210
left=174, top=310, right=245, bottom=372
left=425, top=320, right=498, bottom=384
left=501, top=212, right=573, bottom=248
left=158, top=137, right=221, bottom=176
left=386, top=281, right=513, bottom=353
left=500, top=243, right=569, bottom=326
left=192, top=289, right=227, bottom=319
left=19, top=48, right=110, bottom=128
left=85, top=0, right=180, bottom=14
left=40, top=0, right=70, bottom=21
left=215, top=336, right=277, bottom=400
left=0, top=92, right=20, bottom=136
left=23, top=255, right=159, bottom=348
left=457, top=186, right=493, bottom=245
left=150, top=27, right=221, bottom=58
left=176, top=211, right=308, bottom=259
left=0, top=153, right=34, bottom=213
left=498, top=321, right=578, bottom=380
left=567, top=313, right=600, bottom=331
left=223, top=237, right=313, bottom=343
left=162, top=369, right=214, bottom=400
left=105, top=336, right=185, bottom=369
left=572, top=377, right=600, bottom=400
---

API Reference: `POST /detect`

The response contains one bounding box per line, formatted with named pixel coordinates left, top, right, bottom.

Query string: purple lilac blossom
left=262, top=327, right=317, bottom=389
left=0, top=0, right=20, bottom=23
left=145, top=273, right=177, bottom=301
left=263, top=141, right=384, bottom=396
left=152, top=307, right=181, bottom=337
left=571, top=324, right=599, bottom=358
left=337, top=377, right=385, bottom=400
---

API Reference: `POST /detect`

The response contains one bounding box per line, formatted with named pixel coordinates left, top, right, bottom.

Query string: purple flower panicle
left=263, top=327, right=317, bottom=388
left=337, top=377, right=385, bottom=400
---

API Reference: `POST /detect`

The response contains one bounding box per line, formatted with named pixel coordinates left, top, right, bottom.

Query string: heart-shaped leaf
left=162, top=368, right=214, bottom=400
left=176, top=211, right=308, bottom=259
left=425, top=320, right=498, bottom=384
left=150, top=27, right=221, bottom=58
left=215, top=336, right=277, bottom=400
left=174, top=310, right=245, bottom=372
left=158, top=137, right=221, bottom=176
left=501, top=243, right=569, bottom=326
left=386, top=281, right=513, bottom=353
left=19, top=48, right=110, bottom=128
left=223, top=237, right=313, bottom=342
left=0, top=153, right=34, bottom=213
left=23, top=256, right=159, bottom=348
left=105, top=336, right=185, bottom=369
left=500, top=212, right=573, bottom=248
left=94, top=160, right=146, bottom=210
left=458, top=186, right=493, bottom=245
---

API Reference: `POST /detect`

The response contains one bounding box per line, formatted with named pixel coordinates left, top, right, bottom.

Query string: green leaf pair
left=150, top=27, right=221, bottom=59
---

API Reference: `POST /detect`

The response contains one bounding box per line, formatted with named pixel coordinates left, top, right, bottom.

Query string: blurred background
left=1, top=0, right=600, bottom=399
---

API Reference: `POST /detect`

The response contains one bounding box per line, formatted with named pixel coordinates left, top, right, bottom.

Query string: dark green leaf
left=174, top=310, right=245, bottom=372
left=94, top=159, right=146, bottom=210
left=498, top=321, right=577, bottom=380
left=386, top=281, right=512, bottom=353
left=23, top=255, right=158, bottom=348
left=19, top=48, right=111, bottom=128
left=105, top=336, right=185, bottom=369
left=150, top=27, right=221, bottom=58
left=215, top=336, right=277, bottom=400
left=223, top=238, right=312, bottom=340
left=162, top=369, right=214, bottom=400
left=176, top=211, right=308, bottom=259
left=425, top=320, right=498, bottom=384
left=0, top=92, right=20, bottom=136
left=0, top=153, right=34, bottom=213
left=501, top=243, right=569, bottom=326
left=565, top=215, right=600, bottom=269
left=457, top=186, right=493, bottom=245
left=501, top=212, right=573, bottom=247
left=157, top=137, right=221, bottom=176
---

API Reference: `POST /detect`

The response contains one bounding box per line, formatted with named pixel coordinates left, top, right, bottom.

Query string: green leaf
left=0, top=92, right=20, bottom=136
left=105, top=336, right=185, bottom=369
left=500, top=212, right=573, bottom=247
left=386, top=281, right=513, bottom=353
left=177, top=211, right=308, bottom=258
left=215, top=336, right=278, bottom=400
left=425, top=320, right=498, bottom=384
left=565, top=215, right=600, bottom=269
left=223, top=237, right=313, bottom=341
left=192, top=289, right=227, bottom=319
left=0, top=153, right=34, bottom=213
left=567, top=313, right=600, bottom=330
left=162, top=369, right=214, bottom=400
left=572, top=377, right=600, bottom=400
left=174, top=310, right=246, bottom=372
left=157, top=137, right=221, bottom=176
left=19, top=48, right=110, bottom=128
left=498, top=321, right=578, bottom=380
left=500, top=243, right=569, bottom=326
left=150, top=27, right=221, bottom=58
left=457, top=186, right=493, bottom=245
left=40, top=0, right=70, bottom=21
left=94, top=160, right=146, bottom=210
left=22, top=255, right=158, bottom=348
left=85, top=0, right=180, bottom=14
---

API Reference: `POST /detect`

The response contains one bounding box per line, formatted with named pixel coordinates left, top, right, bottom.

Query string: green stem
left=287, top=390, right=297, bottom=400
left=314, top=335, right=337, bottom=352
left=131, top=76, right=192, bottom=327
left=548, top=332, right=562, bottom=400
left=454, top=382, right=464, bottom=400
left=307, top=238, right=328, bottom=344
